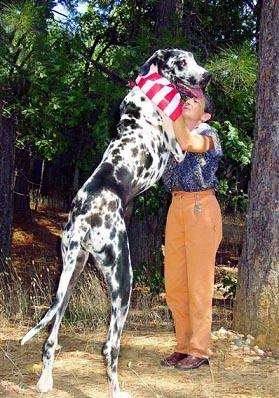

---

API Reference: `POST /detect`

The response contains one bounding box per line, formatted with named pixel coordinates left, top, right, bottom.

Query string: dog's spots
left=158, top=157, right=164, bottom=169
left=187, top=75, right=198, bottom=86
left=144, top=170, right=151, bottom=180
left=158, top=143, right=168, bottom=156
left=175, top=60, right=186, bottom=71
left=116, top=166, right=132, bottom=185
left=110, top=228, right=116, bottom=240
left=83, top=163, right=131, bottom=206
left=111, top=148, right=121, bottom=156
left=136, top=166, right=144, bottom=177
left=110, top=148, right=123, bottom=163
left=101, top=198, right=108, bottom=208
left=105, top=214, right=112, bottom=229
left=163, top=131, right=169, bottom=142
left=64, top=222, right=71, bottom=232
left=103, top=244, right=116, bottom=267
left=118, top=118, right=140, bottom=132
left=87, top=214, right=103, bottom=228
left=70, top=197, right=93, bottom=220
left=126, top=102, right=141, bottom=119
left=113, top=323, right=119, bottom=337
left=145, top=153, right=153, bottom=169
left=121, top=137, right=136, bottom=145
left=131, top=147, right=139, bottom=157
left=108, top=201, right=118, bottom=212
left=69, top=240, right=79, bottom=250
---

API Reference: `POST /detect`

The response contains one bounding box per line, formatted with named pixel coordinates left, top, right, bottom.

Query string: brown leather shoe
left=175, top=354, right=209, bottom=370
left=160, top=352, right=188, bottom=367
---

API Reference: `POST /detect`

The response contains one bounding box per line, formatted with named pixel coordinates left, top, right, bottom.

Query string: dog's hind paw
left=36, top=383, right=52, bottom=394
left=36, top=374, right=53, bottom=393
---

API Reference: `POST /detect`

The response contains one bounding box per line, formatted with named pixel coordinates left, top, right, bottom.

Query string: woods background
left=1, top=1, right=278, bottom=350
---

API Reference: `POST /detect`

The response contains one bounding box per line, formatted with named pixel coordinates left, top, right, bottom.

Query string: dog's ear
left=139, top=60, right=152, bottom=76
left=139, top=49, right=167, bottom=76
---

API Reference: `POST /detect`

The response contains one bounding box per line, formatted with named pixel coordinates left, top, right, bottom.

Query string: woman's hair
left=204, top=94, right=215, bottom=118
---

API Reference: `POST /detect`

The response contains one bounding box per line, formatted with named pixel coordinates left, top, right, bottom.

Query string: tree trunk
left=34, top=159, right=46, bottom=212
left=0, top=104, right=16, bottom=272
left=154, top=0, right=184, bottom=37
left=14, top=149, right=32, bottom=218
left=233, top=1, right=279, bottom=353
left=127, top=191, right=170, bottom=292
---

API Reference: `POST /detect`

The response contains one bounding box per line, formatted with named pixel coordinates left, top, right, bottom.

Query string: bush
left=213, top=120, right=252, bottom=213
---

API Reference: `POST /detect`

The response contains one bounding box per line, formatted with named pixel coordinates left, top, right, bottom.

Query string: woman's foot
left=160, top=352, right=188, bottom=366
left=175, top=354, right=209, bottom=370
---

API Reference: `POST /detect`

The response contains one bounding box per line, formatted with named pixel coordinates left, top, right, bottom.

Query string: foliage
left=1, top=1, right=258, bottom=195
left=133, top=261, right=165, bottom=295
left=212, top=120, right=252, bottom=212
left=135, top=182, right=168, bottom=219
left=201, top=43, right=256, bottom=213
left=207, top=43, right=257, bottom=134
left=184, top=0, right=258, bottom=51
left=221, top=272, right=238, bottom=299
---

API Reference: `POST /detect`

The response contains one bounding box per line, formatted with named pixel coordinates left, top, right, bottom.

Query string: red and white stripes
left=135, top=72, right=182, bottom=121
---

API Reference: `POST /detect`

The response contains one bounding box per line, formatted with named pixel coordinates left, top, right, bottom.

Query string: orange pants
left=164, top=190, right=222, bottom=357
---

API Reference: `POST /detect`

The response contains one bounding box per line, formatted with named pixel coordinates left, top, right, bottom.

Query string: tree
left=154, top=0, right=184, bottom=38
left=0, top=0, right=72, bottom=270
left=233, top=0, right=279, bottom=353
left=0, top=100, right=15, bottom=272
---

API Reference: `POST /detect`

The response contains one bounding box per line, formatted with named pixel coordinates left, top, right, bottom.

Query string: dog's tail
left=21, top=229, right=87, bottom=346
left=21, top=298, right=64, bottom=345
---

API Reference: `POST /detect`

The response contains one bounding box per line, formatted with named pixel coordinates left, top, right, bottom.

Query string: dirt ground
left=0, top=210, right=278, bottom=398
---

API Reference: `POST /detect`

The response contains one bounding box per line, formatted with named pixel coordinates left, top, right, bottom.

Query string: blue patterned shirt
left=162, top=123, right=223, bottom=193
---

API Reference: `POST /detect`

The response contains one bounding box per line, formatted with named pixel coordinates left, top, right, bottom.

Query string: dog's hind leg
left=36, top=249, right=89, bottom=393
left=100, top=229, right=132, bottom=398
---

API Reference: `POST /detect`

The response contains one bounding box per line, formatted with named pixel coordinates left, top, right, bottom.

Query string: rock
left=233, top=336, right=243, bottom=346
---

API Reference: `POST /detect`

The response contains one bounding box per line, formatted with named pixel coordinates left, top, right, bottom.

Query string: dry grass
left=0, top=261, right=172, bottom=331
left=0, top=265, right=108, bottom=327
left=4, top=204, right=238, bottom=331
left=1, top=208, right=277, bottom=398
left=0, top=255, right=234, bottom=333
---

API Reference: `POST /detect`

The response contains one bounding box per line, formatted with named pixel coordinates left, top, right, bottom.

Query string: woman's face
left=182, top=97, right=210, bottom=125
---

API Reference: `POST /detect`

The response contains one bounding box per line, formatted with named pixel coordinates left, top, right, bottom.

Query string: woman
left=161, top=94, right=223, bottom=370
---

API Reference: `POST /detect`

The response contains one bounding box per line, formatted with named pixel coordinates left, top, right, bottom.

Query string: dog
left=21, top=48, right=210, bottom=398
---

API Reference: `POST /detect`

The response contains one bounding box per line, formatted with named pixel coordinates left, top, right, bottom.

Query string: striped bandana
left=135, top=72, right=182, bottom=121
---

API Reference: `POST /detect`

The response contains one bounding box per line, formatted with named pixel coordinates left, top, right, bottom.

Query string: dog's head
left=139, top=48, right=210, bottom=99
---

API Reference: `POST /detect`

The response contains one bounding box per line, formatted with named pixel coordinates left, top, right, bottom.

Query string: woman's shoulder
left=193, top=123, right=223, bottom=157
left=193, top=122, right=216, bottom=135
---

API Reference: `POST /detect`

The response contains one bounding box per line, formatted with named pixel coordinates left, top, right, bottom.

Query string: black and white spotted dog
left=21, top=49, right=210, bottom=398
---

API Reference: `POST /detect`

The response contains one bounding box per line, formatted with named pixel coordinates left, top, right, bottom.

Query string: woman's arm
left=173, top=115, right=214, bottom=153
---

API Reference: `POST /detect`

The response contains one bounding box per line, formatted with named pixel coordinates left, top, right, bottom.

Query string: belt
left=172, top=189, right=215, bottom=197
left=172, top=190, right=215, bottom=213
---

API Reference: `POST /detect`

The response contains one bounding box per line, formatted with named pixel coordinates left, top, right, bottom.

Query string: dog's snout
left=203, top=71, right=211, bottom=83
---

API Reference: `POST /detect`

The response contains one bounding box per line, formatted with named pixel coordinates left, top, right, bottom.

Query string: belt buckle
left=194, top=195, right=202, bottom=213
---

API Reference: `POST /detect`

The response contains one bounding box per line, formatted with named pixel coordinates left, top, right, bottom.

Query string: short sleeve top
left=162, top=123, right=223, bottom=193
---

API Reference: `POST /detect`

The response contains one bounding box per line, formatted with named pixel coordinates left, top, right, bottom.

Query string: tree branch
left=81, top=53, right=129, bottom=87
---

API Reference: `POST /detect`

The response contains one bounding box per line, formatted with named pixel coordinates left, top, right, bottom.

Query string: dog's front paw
left=116, top=392, right=130, bottom=398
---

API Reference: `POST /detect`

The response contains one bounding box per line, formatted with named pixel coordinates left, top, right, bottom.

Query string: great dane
left=21, top=48, right=210, bottom=398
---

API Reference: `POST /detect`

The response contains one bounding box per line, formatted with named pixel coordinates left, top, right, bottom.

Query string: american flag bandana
left=134, top=71, right=183, bottom=121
